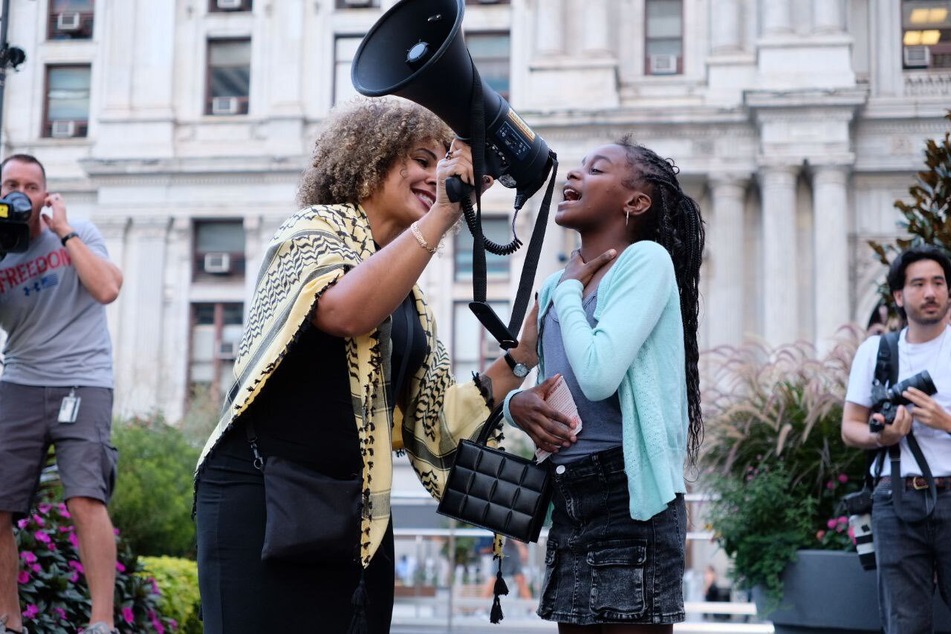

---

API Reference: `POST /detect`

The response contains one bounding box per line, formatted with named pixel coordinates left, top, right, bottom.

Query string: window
left=193, top=220, right=246, bottom=280
left=334, top=36, right=364, bottom=106
left=465, top=32, right=511, bottom=101
left=48, top=0, right=94, bottom=40
left=454, top=216, right=513, bottom=282
left=206, top=39, right=251, bottom=115
left=44, top=65, right=91, bottom=138
left=645, top=0, right=683, bottom=75
left=453, top=300, right=510, bottom=378
left=189, top=302, right=244, bottom=403
left=209, top=0, right=252, bottom=11
left=902, top=1, right=951, bottom=69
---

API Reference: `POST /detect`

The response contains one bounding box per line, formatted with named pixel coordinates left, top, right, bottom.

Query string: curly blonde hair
left=297, top=97, right=454, bottom=207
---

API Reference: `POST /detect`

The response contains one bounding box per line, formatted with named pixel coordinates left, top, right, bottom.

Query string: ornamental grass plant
left=701, top=327, right=869, bottom=607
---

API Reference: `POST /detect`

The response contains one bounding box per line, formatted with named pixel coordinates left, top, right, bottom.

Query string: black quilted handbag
left=437, top=406, right=553, bottom=543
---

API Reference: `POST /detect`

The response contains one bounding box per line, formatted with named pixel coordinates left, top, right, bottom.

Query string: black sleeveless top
left=249, top=294, right=425, bottom=478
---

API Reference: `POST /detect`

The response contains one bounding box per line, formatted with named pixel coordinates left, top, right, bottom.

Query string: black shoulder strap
left=875, top=331, right=900, bottom=387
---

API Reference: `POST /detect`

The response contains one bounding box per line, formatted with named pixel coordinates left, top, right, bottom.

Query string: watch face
left=513, top=363, right=529, bottom=378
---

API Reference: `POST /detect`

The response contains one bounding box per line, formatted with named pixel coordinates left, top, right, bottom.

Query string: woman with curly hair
left=194, top=97, right=541, bottom=633
left=504, top=136, right=705, bottom=633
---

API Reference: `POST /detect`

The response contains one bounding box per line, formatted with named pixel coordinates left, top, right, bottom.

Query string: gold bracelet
left=410, top=221, right=437, bottom=254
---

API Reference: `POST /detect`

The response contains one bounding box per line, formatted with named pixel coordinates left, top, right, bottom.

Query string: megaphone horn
left=351, top=0, right=553, bottom=207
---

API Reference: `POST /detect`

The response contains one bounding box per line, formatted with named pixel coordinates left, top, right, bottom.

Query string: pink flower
left=17, top=570, right=29, bottom=584
left=38, top=503, right=52, bottom=514
left=116, top=561, right=126, bottom=573
left=122, top=606, right=135, bottom=623
left=19, top=552, right=37, bottom=564
left=837, top=515, right=849, bottom=525
left=22, top=604, right=39, bottom=619
left=16, top=519, right=28, bottom=530
left=68, top=532, right=80, bottom=549
left=53, top=607, right=67, bottom=621
left=826, top=480, right=836, bottom=490
left=838, top=473, right=849, bottom=483
left=816, top=530, right=826, bottom=540
left=827, top=518, right=837, bottom=529
left=58, top=503, right=70, bottom=518
left=34, top=531, right=51, bottom=544
left=30, top=564, right=41, bottom=574
left=69, top=560, right=85, bottom=574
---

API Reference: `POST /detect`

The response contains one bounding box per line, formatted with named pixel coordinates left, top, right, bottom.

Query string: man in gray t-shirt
left=0, top=154, right=123, bottom=634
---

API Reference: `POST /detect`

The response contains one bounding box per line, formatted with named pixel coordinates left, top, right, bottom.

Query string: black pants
left=195, top=425, right=394, bottom=634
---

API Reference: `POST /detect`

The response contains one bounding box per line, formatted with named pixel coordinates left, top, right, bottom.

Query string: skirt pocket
left=587, top=539, right=648, bottom=618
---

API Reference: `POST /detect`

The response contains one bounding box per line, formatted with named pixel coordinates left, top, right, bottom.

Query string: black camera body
left=0, top=191, right=33, bottom=256
left=869, top=370, right=937, bottom=433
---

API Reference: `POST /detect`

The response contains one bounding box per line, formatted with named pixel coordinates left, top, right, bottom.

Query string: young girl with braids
left=504, top=136, right=705, bottom=633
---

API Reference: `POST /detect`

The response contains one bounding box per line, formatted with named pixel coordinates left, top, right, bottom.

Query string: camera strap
left=876, top=331, right=937, bottom=520
left=461, top=56, right=558, bottom=350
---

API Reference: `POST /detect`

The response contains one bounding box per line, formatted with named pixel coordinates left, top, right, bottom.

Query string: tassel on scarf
left=489, top=555, right=509, bottom=624
left=347, top=571, right=368, bottom=634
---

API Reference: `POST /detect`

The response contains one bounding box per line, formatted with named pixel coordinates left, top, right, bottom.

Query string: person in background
left=0, top=154, right=123, bottom=634
left=505, top=136, right=705, bottom=633
left=842, top=245, right=951, bottom=634
left=193, top=97, right=539, bottom=634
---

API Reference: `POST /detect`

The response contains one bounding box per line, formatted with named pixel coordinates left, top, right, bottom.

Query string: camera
left=869, top=370, right=937, bottom=433
left=0, top=191, right=33, bottom=256
left=842, top=489, right=876, bottom=570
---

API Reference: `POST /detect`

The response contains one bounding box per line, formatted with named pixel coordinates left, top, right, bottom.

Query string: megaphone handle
left=446, top=176, right=471, bottom=203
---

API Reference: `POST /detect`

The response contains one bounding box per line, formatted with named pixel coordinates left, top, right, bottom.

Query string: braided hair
left=616, top=134, right=706, bottom=463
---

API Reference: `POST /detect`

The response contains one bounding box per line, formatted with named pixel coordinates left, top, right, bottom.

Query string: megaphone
left=351, top=0, right=553, bottom=211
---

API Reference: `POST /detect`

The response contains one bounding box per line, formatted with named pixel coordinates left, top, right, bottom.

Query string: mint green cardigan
left=504, top=240, right=688, bottom=520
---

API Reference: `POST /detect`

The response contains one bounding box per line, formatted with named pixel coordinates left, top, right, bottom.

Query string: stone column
left=158, top=216, right=193, bottom=423
left=535, top=0, right=565, bottom=56
left=581, top=0, right=610, bottom=55
left=708, top=175, right=749, bottom=347
left=115, top=217, right=169, bottom=417
left=760, top=164, right=799, bottom=346
left=812, top=164, right=850, bottom=352
left=813, top=0, right=844, bottom=34
left=711, top=0, right=742, bottom=53
left=761, top=0, right=793, bottom=36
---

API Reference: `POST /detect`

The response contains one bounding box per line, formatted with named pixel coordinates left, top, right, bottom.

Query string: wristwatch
left=503, top=351, right=530, bottom=378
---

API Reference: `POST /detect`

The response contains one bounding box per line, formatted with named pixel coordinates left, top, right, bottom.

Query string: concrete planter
left=754, top=549, right=951, bottom=634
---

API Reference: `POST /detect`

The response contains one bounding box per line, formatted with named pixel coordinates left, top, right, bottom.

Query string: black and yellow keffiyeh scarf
left=196, top=203, right=491, bottom=567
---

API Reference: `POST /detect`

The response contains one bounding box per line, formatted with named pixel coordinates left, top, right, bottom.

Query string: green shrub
left=110, top=416, right=200, bottom=558
left=15, top=501, right=176, bottom=633
left=140, top=557, right=202, bottom=634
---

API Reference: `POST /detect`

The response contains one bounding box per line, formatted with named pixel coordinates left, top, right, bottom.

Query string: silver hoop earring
left=625, top=209, right=630, bottom=226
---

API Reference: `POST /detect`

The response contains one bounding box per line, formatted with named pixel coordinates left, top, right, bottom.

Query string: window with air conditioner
left=217, top=340, right=237, bottom=359
left=645, top=0, right=683, bottom=76
left=194, top=220, right=245, bottom=279
left=203, top=253, right=232, bottom=274
left=50, top=120, right=77, bottom=138
left=901, top=1, right=950, bottom=69
left=649, top=54, right=678, bottom=74
left=45, top=66, right=90, bottom=139
left=56, top=12, right=81, bottom=31
left=211, top=96, right=239, bottom=115
left=207, top=39, right=251, bottom=115
left=904, top=45, right=932, bottom=67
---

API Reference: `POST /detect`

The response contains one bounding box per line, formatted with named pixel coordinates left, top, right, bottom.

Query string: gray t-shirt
left=0, top=222, right=114, bottom=387
left=542, top=289, right=623, bottom=464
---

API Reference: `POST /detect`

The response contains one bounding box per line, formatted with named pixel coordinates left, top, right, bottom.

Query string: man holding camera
left=842, top=245, right=951, bottom=634
left=0, top=155, right=123, bottom=634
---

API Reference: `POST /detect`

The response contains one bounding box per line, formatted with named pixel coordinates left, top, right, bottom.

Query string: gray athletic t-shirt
left=0, top=222, right=114, bottom=387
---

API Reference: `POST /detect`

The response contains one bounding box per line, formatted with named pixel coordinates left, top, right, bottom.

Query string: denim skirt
left=537, top=446, right=686, bottom=625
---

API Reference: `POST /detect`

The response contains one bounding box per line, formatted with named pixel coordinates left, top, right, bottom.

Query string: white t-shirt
left=845, top=327, right=951, bottom=477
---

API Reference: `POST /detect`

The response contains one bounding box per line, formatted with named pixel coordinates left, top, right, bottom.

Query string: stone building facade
left=1, top=0, right=949, bottom=422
